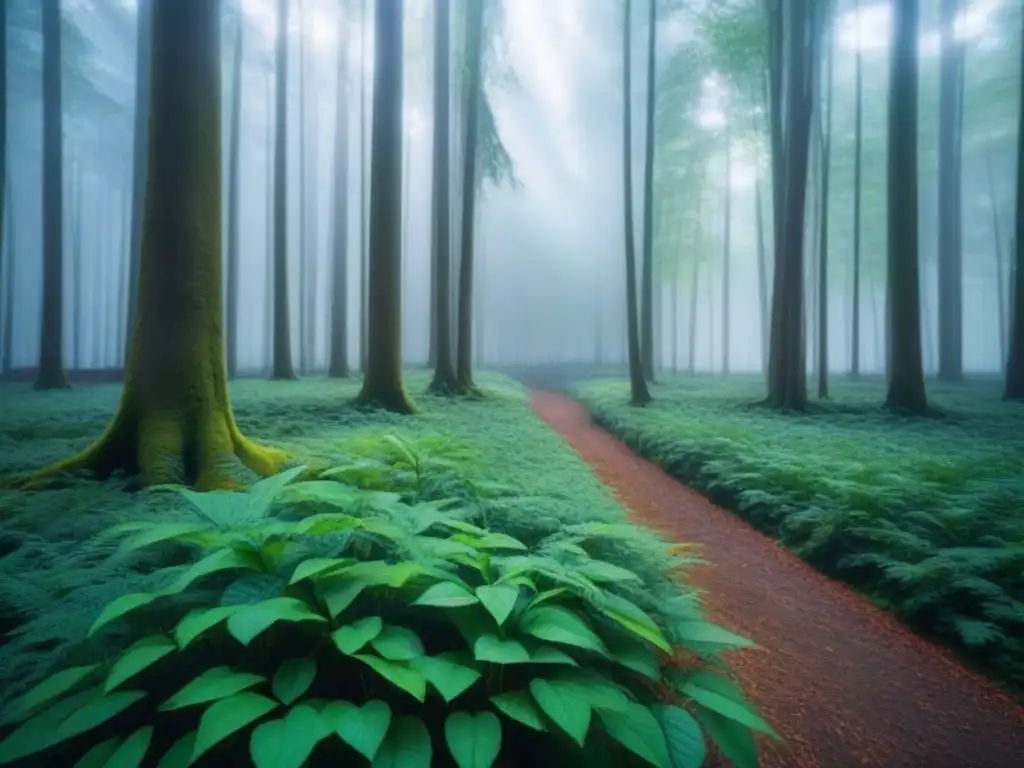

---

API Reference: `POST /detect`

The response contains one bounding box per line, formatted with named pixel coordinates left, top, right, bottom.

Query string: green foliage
left=577, top=376, right=1024, bottom=698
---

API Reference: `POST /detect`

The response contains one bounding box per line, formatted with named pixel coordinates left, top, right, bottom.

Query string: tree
left=639, top=0, right=657, bottom=382
left=1005, top=8, right=1024, bottom=400
left=623, top=0, right=650, bottom=406
left=355, top=0, right=413, bottom=413
left=19, top=0, right=286, bottom=490
left=329, top=2, right=350, bottom=380
left=817, top=17, right=834, bottom=398
left=271, top=0, right=296, bottom=380
left=226, top=5, right=244, bottom=377
left=429, top=0, right=458, bottom=394
left=850, top=0, right=863, bottom=379
left=721, top=127, right=732, bottom=374
left=885, top=0, right=928, bottom=414
left=35, top=0, right=70, bottom=391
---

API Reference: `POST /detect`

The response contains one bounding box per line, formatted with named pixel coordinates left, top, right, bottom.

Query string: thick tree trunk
left=817, top=23, right=834, bottom=399
left=722, top=131, right=731, bottom=375
left=0, top=0, right=6, bottom=369
left=271, top=0, right=296, bottom=380
left=639, top=0, right=656, bottom=382
left=1005, top=8, right=1024, bottom=399
left=985, top=144, right=1007, bottom=365
left=21, top=0, right=285, bottom=490
left=36, top=0, right=69, bottom=390
left=329, top=6, right=350, bottom=379
left=355, top=0, right=412, bottom=413
left=851, top=0, right=863, bottom=379
left=885, top=0, right=928, bottom=413
left=226, top=11, right=244, bottom=377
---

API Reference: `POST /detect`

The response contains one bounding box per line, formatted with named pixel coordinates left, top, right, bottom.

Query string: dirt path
left=531, top=391, right=1024, bottom=768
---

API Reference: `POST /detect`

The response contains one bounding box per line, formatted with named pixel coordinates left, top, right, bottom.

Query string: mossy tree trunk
left=271, top=0, right=296, bottom=380
left=355, top=0, right=413, bottom=413
left=639, top=0, right=656, bottom=383
left=328, top=2, right=349, bottom=379
left=21, top=0, right=285, bottom=490
left=226, top=8, right=244, bottom=378
left=885, top=0, right=928, bottom=414
left=35, top=0, right=69, bottom=391
left=429, top=0, right=457, bottom=394
left=1004, top=9, right=1024, bottom=400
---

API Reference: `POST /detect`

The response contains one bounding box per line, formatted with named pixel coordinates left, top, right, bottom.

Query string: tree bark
left=754, top=173, right=768, bottom=370
left=21, top=0, right=286, bottom=490
left=885, top=0, right=928, bottom=413
left=817, top=21, right=834, bottom=398
left=271, top=0, right=296, bottom=380
left=0, top=0, right=6, bottom=372
left=359, top=0, right=369, bottom=372
left=355, top=0, right=412, bottom=413
left=722, top=130, right=731, bottom=375
left=1005, top=7, right=1024, bottom=399
left=264, top=69, right=274, bottom=369
left=851, top=0, right=863, bottom=379
left=328, top=5, right=350, bottom=379
left=639, top=0, right=657, bottom=382
left=985, top=144, right=1007, bottom=365
left=297, top=0, right=309, bottom=374
left=2, top=164, right=13, bottom=376
left=226, top=8, right=244, bottom=377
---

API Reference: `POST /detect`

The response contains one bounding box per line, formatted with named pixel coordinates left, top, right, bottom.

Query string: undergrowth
left=576, top=375, right=1024, bottom=698
left=0, top=373, right=774, bottom=766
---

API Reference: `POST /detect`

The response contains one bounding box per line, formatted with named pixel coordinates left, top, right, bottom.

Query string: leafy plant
left=0, top=466, right=775, bottom=767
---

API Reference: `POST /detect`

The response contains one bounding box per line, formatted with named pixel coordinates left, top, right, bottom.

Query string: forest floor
left=534, top=386, right=1024, bottom=767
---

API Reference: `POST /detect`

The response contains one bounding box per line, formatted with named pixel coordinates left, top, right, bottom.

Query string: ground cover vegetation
left=576, top=376, right=1024, bottom=698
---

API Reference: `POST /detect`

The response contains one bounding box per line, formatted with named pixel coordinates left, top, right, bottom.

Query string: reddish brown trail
left=531, top=391, right=1024, bottom=768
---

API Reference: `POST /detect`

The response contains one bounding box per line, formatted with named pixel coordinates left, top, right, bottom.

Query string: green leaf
left=180, top=490, right=250, bottom=529
left=473, top=635, right=530, bottom=664
left=489, top=691, right=546, bottom=732
left=578, top=560, right=643, bottom=584
left=160, top=667, right=266, bottom=711
left=371, top=716, right=432, bottom=768
left=475, top=585, right=518, bottom=625
left=682, top=677, right=777, bottom=737
left=156, top=731, right=196, bottom=768
left=529, top=678, right=590, bottom=746
left=611, top=643, right=661, bottom=680
left=445, top=711, right=501, bottom=768
left=371, top=625, right=426, bottom=661
left=104, top=726, right=153, bottom=768
left=318, top=577, right=368, bottom=618
left=520, top=606, right=608, bottom=655
left=221, top=573, right=289, bottom=606
left=452, top=532, right=528, bottom=551
left=672, top=620, right=755, bottom=650
left=248, top=465, right=308, bottom=518
left=191, top=693, right=279, bottom=763
left=288, top=557, right=354, bottom=585
left=271, top=657, right=317, bottom=705
left=554, top=672, right=631, bottom=712
left=530, top=645, right=578, bottom=666
left=324, top=700, right=391, bottom=761
left=694, top=707, right=758, bottom=768
left=294, top=512, right=363, bottom=536
left=72, top=737, right=122, bottom=768
left=117, top=523, right=212, bottom=555
left=3, top=664, right=100, bottom=724
left=600, top=594, right=671, bottom=653
left=249, top=704, right=324, bottom=768
left=57, top=691, right=149, bottom=741
left=354, top=655, right=427, bottom=702
left=163, top=548, right=262, bottom=595
left=105, top=636, right=177, bottom=692
left=0, top=688, right=98, bottom=764
left=333, top=616, right=384, bottom=655
left=87, top=593, right=158, bottom=637
left=408, top=654, right=481, bottom=702
left=596, top=702, right=672, bottom=768
left=652, top=705, right=705, bottom=768
left=527, top=588, right=568, bottom=608
left=226, top=597, right=326, bottom=646
left=174, top=606, right=239, bottom=648
left=411, top=582, right=480, bottom=608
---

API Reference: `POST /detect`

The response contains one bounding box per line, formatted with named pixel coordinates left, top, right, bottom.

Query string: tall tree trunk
left=355, top=0, right=412, bottom=412
left=639, top=0, right=657, bottom=382
left=71, top=161, right=82, bottom=370
left=0, top=0, right=6, bottom=369
left=454, top=0, right=484, bottom=393
left=885, top=0, right=928, bottom=413
left=118, top=172, right=131, bottom=366
left=264, top=69, right=274, bottom=369
left=937, top=0, right=965, bottom=382
left=21, top=0, right=285, bottom=490
left=297, top=0, right=309, bottom=374
left=622, top=0, right=650, bottom=404
left=226, top=9, right=244, bottom=377
left=306, top=54, right=321, bottom=371
left=754, top=174, right=768, bottom=369
left=359, top=0, right=369, bottom=372
left=36, top=0, right=69, bottom=390
left=329, top=7, right=350, bottom=379
left=817, top=21, right=834, bottom=398
left=984, top=145, right=1007, bottom=366
left=722, top=130, right=731, bottom=374
left=851, top=0, right=863, bottom=379
left=2, top=165, right=13, bottom=376
left=428, top=0, right=456, bottom=394
left=1004, top=8, right=1024, bottom=399
left=474, top=204, right=486, bottom=365
left=271, top=0, right=296, bottom=379
left=125, top=0, right=153, bottom=363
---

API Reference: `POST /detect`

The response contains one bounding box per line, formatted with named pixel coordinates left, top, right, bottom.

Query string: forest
left=0, top=0, right=1022, bottom=766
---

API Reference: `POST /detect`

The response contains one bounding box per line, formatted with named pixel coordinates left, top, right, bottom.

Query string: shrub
left=0, top=454, right=775, bottom=768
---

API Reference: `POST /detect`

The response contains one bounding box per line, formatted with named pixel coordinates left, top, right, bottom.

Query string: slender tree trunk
left=297, top=1, right=309, bottom=374
left=885, top=0, right=928, bottom=413
left=264, top=70, right=274, bottom=369
left=722, top=130, right=731, bottom=374
left=817, top=22, right=834, bottom=398
left=851, top=0, right=863, bottom=379
left=306, top=55, right=321, bottom=370
left=687, top=261, right=699, bottom=375
left=639, top=0, right=657, bottom=382
left=2, top=165, right=13, bottom=376
left=226, top=10, right=244, bottom=377
left=329, top=7, right=350, bottom=379
left=118, top=172, right=131, bottom=367
left=271, top=0, right=296, bottom=380
left=36, top=0, right=69, bottom=390
left=754, top=174, right=768, bottom=369
left=985, top=144, right=1007, bottom=367
left=0, top=0, right=6, bottom=371
left=359, top=0, right=369, bottom=372
left=1004, top=7, right=1024, bottom=398
left=71, top=161, right=82, bottom=370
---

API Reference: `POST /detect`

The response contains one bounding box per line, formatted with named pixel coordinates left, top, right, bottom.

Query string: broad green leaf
left=554, top=673, right=631, bottom=712
left=445, top=711, right=501, bottom=768
left=672, top=621, right=755, bottom=650
left=520, top=606, right=608, bottom=655
left=333, top=616, right=384, bottom=655
left=371, top=625, right=426, bottom=661
left=611, top=643, right=661, bottom=680
left=600, top=594, right=671, bottom=653
left=72, top=737, right=122, bottom=768
left=87, top=593, right=158, bottom=637
left=530, top=645, right=578, bottom=666
left=190, top=693, right=279, bottom=762
left=104, top=725, right=153, bottom=768
left=117, top=523, right=212, bottom=555
left=226, top=597, right=326, bottom=646
left=294, top=512, right=363, bottom=536
left=408, top=654, right=481, bottom=702
left=0, top=688, right=98, bottom=764
left=248, top=465, right=308, bottom=518
left=288, top=557, right=353, bottom=585
left=271, top=657, right=317, bottom=705
left=105, top=636, right=177, bottom=692
left=452, top=532, right=527, bottom=552
left=682, top=676, right=777, bottom=737
left=596, top=702, right=672, bottom=768
left=58, top=691, right=149, bottom=741
left=180, top=490, right=250, bottom=529
left=694, top=707, right=759, bottom=768
left=221, top=573, right=290, bottom=607
left=3, top=664, right=99, bottom=724
left=318, top=577, right=368, bottom=618
left=324, top=700, right=391, bottom=761
left=475, top=585, right=518, bottom=625
left=411, top=582, right=479, bottom=608
left=529, top=679, right=590, bottom=746
left=342, top=561, right=422, bottom=588
left=163, top=548, right=261, bottom=595
left=371, top=716, right=432, bottom=768
left=354, top=655, right=427, bottom=702
left=578, top=561, right=643, bottom=584
left=174, top=606, right=239, bottom=648
left=156, top=731, right=196, bottom=768
left=652, top=705, right=706, bottom=768
left=473, top=635, right=530, bottom=664
left=160, top=667, right=266, bottom=710
left=437, top=519, right=488, bottom=536
left=527, top=588, right=567, bottom=609
left=489, top=691, right=546, bottom=731
left=249, top=704, right=324, bottom=768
